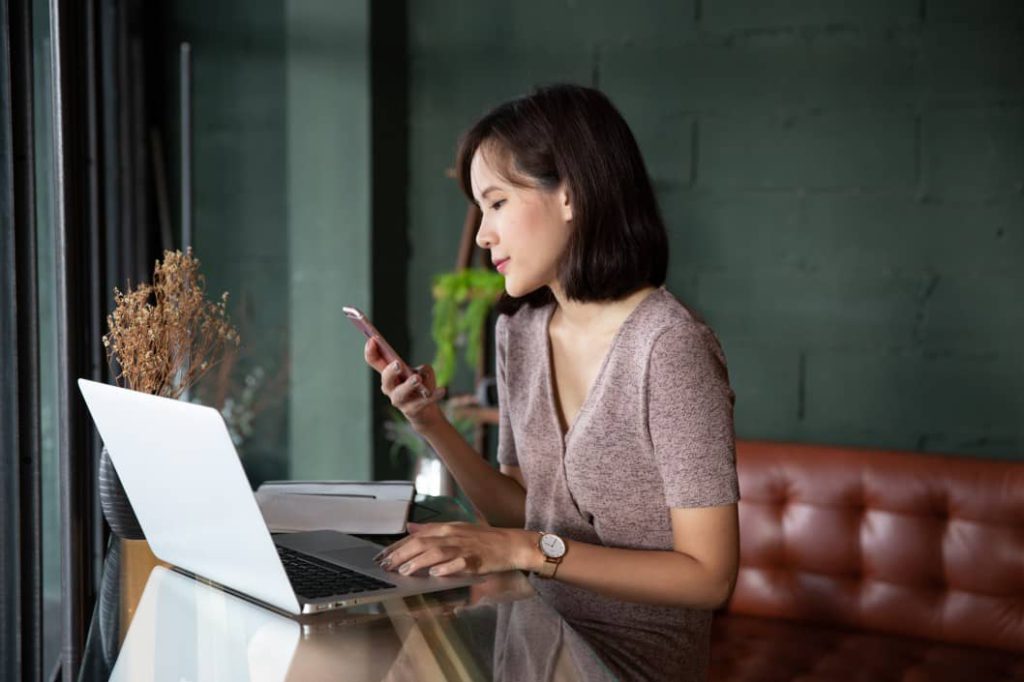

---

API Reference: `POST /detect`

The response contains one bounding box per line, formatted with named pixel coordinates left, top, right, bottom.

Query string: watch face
left=540, top=534, right=566, bottom=558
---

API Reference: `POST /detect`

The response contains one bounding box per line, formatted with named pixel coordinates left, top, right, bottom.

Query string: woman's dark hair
left=455, top=83, right=668, bottom=315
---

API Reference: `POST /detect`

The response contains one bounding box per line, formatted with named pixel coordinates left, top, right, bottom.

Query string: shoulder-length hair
left=455, top=83, right=669, bottom=315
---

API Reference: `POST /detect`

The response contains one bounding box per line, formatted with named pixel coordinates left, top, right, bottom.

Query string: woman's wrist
left=509, top=528, right=544, bottom=572
left=409, top=403, right=448, bottom=436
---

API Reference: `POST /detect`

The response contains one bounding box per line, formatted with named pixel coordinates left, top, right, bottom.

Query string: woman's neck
left=548, top=283, right=658, bottom=338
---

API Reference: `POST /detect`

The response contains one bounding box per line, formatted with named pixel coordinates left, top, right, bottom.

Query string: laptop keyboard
left=276, top=545, right=395, bottom=600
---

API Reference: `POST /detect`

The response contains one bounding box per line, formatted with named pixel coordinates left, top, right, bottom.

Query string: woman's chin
left=504, top=278, right=529, bottom=298
left=504, top=278, right=548, bottom=299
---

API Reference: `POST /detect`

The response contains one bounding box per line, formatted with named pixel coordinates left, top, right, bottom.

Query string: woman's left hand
left=375, top=522, right=537, bottom=577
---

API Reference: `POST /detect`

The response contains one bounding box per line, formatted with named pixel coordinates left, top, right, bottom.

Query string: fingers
left=409, top=364, right=438, bottom=401
left=392, top=545, right=482, bottom=578
left=375, top=354, right=442, bottom=406
left=378, top=537, right=459, bottom=575
left=432, top=552, right=479, bottom=573
left=374, top=523, right=461, bottom=568
left=364, top=337, right=390, bottom=373
left=364, top=340, right=441, bottom=400
left=380, top=361, right=402, bottom=392
left=373, top=523, right=498, bottom=577
left=365, top=340, right=423, bottom=394
left=381, top=362, right=421, bottom=399
left=413, top=364, right=437, bottom=390
left=370, top=522, right=442, bottom=565
left=389, top=370, right=432, bottom=403
left=397, top=545, right=461, bottom=576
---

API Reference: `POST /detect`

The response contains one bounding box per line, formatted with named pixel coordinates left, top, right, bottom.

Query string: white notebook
left=254, top=480, right=415, bottom=535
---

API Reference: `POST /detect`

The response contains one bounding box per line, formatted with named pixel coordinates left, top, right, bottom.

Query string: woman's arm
left=519, top=504, right=739, bottom=609
left=363, top=336, right=526, bottom=528
left=417, top=417, right=527, bottom=529
left=413, top=312, right=526, bottom=527
left=378, top=503, right=740, bottom=610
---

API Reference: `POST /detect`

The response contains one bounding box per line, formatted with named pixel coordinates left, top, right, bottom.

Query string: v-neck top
left=545, top=294, right=639, bottom=442
left=493, top=285, right=740, bottom=682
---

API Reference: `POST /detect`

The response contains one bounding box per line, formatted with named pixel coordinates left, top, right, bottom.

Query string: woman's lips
left=495, top=258, right=510, bottom=274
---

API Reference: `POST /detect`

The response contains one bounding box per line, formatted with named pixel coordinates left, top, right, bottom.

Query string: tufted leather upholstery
left=709, top=613, right=1024, bottom=682
left=710, top=439, right=1024, bottom=677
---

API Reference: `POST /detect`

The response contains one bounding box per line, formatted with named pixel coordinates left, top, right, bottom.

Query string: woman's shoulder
left=630, top=287, right=726, bottom=361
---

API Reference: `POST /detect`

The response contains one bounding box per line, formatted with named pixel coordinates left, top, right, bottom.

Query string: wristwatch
left=536, top=532, right=568, bottom=579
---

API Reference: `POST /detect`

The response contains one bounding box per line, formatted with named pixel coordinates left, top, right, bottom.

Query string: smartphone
left=343, top=306, right=431, bottom=399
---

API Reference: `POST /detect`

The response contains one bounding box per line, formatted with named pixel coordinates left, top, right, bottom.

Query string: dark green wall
left=407, top=0, right=1024, bottom=459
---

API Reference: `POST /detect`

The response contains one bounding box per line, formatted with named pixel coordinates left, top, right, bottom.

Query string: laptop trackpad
left=277, top=529, right=378, bottom=553
left=319, top=546, right=379, bottom=570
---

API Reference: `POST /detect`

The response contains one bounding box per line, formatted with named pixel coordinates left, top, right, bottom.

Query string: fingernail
left=429, top=567, right=442, bottom=577
left=410, top=375, right=420, bottom=385
left=399, top=563, right=412, bottom=575
left=392, top=361, right=400, bottom=370
left=373, top=550, right=387, bottom=562
left=380, top=558, right=392, bottom=570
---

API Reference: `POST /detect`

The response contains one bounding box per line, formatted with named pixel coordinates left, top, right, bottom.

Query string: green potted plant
left=430, top=268, right=505, bottom=387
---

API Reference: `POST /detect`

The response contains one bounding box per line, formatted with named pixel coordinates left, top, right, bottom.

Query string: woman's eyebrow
left=472, top=185, right=502, bottom=205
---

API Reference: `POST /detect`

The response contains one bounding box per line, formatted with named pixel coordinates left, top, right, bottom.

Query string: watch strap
left=537, top=555, right=559, bottom=579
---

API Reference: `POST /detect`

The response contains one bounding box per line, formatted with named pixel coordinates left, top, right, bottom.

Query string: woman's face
left=471, top=147, right=573, bottom=298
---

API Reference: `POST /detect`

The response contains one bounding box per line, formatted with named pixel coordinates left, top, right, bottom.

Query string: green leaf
left=430, top=268, right=504, bottom=388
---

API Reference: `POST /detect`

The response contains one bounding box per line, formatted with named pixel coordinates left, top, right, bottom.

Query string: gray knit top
left=494, top=285, right=740, bottom=682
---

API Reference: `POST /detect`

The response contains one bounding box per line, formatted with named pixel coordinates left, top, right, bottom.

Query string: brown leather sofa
left=709, top=440, right=1024, bottom=682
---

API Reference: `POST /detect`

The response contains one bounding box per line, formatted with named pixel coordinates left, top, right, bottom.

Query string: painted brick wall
left=407, top=0, right=1024, bottom=459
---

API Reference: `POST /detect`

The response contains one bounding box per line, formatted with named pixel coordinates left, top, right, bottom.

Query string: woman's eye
left=491, top=200, right=506, bottom=211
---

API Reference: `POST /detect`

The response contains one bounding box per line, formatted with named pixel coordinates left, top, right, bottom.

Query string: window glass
left=32, top=0, right=62, bottom=671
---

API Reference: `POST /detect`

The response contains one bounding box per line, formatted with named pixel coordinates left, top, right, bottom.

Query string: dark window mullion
left=1, top=0, right=44, bottom=680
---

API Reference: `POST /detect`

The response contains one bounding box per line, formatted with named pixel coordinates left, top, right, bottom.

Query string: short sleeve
left=495, top=315, right=518, bottom=467
left=646, top=324, right=740, bottom=508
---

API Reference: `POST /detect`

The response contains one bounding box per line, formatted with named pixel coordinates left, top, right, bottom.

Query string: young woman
left=364, top=84, right=740, bottom=681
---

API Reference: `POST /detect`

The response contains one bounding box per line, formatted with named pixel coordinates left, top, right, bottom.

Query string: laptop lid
left=78, top=379, right=300, bottom=614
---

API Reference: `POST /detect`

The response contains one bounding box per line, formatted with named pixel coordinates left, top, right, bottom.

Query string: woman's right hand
left=364, top=337, right=446, bottom=432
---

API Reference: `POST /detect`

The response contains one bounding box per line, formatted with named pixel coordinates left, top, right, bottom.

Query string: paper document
left=254, top=480, right=415, bottom=535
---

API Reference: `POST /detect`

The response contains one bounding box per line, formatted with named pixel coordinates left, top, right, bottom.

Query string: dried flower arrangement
left=102, top=249, right=240, bottom=398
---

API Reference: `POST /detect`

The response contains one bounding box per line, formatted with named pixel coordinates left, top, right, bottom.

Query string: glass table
left=77, top=496, right=618, bottom=681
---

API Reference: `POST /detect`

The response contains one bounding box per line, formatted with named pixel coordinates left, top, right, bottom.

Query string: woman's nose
left=475, top=216, right=495, bottom=250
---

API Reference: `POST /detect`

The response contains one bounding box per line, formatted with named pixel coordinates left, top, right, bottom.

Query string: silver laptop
left=78, top=378, right=478, bottom=616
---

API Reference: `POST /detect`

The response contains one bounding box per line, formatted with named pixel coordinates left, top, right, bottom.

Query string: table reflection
left=87, top=540, right=618, bottom=681
left=109, top=565, right=298, bottom=682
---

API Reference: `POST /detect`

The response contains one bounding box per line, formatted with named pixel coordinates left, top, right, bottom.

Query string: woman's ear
left=558, top=184, right=573, bottom=223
